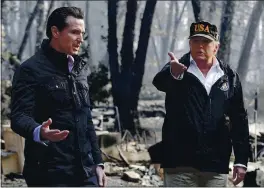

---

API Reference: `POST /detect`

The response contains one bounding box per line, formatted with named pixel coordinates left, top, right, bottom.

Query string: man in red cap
left=152, top=21, right=249, bottom=187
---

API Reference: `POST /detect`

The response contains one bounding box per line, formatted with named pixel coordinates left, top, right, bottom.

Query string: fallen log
left=116, top=145, right=130, bottom=166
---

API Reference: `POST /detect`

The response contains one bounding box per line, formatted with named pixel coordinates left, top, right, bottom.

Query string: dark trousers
left=24, top=165, right=98, bottom=187
left=25, top=175, right=98, bottom=187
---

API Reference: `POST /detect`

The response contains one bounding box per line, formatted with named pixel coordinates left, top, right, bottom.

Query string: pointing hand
left=168, top=52, right=187, bottom=77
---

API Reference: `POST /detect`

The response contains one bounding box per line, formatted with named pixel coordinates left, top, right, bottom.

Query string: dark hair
left=46, top=7, right=84, bottom=39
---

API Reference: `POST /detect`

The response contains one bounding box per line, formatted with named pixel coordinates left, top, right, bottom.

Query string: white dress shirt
left=171, top=56, right=224, bottom=94
left=187, top=56, right=224, bottom=95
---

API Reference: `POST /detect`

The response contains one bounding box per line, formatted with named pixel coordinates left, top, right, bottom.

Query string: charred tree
left=217, top=1, right=235, bottom=64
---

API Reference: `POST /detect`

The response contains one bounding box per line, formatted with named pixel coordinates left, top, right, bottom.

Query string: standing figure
left=11, top=7, right=106, bottom=187
left=152, top=21, right=249, bottom=187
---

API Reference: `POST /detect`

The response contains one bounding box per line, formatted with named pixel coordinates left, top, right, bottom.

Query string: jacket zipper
left=187, top=72, right=228, bottom=97
left=186, top=72, right=208, bottom=96
left=209, top=97, right=212, bottom=120
left=187, top=73, right=228, bottom=132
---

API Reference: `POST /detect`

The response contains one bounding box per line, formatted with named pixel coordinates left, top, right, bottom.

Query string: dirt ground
left=0, top=172, right=241, bottom=187
left=1, top=174, right=143, bottom=187
left=1, top=117, right=259, bottom=187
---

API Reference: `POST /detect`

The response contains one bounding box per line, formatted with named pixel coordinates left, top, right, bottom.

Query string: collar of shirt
left=189, top=55, right=222, bottom=71
left=188, top=55, right=224, bottom=95
left=67, top=55, right=75, bottom=72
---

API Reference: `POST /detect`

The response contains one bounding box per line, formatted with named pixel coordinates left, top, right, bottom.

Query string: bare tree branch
left=154, top=8, right=163, bottom=31
left=150, top=36, right=161, bottom=69
left=17, top=0, right=41, bottom=60
left=161, top=1, right=174, bottom=62
left=209, top=1, right=216, bottom=21
left=170, top=1, right=188, bottom=53
left=237, top=1, right=264, bottom=86
left=35, top=0, right=45, bottom=52
left=39, top=0, right=55, bottom=41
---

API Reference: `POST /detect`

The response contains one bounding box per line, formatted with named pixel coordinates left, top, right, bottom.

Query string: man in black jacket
left=152, top=21, right=249, bottom=187
left=11, top=7, right=106, bottom=187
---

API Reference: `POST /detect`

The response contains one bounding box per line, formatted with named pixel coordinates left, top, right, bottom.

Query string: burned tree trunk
left=217, top=1, right=235, bottom=64
left=107, top=0, right=120, bottom=120
left=101, top=3, right=126, bottom=67
left=118, top=0, right=138, bottom=134
left=191, top=0, right=202, bottom=22
left=108, top=0, right=157, bottom=135
left=130, top=0, right=157, bottom=133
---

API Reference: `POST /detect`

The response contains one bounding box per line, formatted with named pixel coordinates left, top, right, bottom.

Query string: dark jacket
left=11, top=39, right=102, bottom=186
left=152, top=53, right=249, bottom=174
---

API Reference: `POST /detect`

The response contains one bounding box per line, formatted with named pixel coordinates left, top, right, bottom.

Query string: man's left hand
left=95, top=166, right=106, bottom=187
left=231, top=166, right=246, bottom=186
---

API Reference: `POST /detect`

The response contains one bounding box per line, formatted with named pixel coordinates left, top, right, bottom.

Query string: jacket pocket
left=46, top=80, right=71, bottom=106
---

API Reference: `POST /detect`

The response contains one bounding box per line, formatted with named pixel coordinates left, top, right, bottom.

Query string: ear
left=51, top=26, right=60, bottom=39
left=214, top=42, right=220, bottom=54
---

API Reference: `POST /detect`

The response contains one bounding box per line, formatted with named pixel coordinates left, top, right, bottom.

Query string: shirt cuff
left=97, top=163, right=104, bottom=169
left=170, top=65, right=184, bottom=80
left=233, top=163, right=247, bottom=169
left=33, top=125, right=49, bottom=146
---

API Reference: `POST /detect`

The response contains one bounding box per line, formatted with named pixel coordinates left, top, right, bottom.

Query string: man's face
left=53, top=16, right=85, bottom=55
left=189, top=36, right=219, bottom=61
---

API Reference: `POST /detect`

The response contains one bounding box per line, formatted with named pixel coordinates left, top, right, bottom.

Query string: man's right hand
left=168, top=52, right=187, bottom=77
left=40, top=118, right=69, bottom=142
